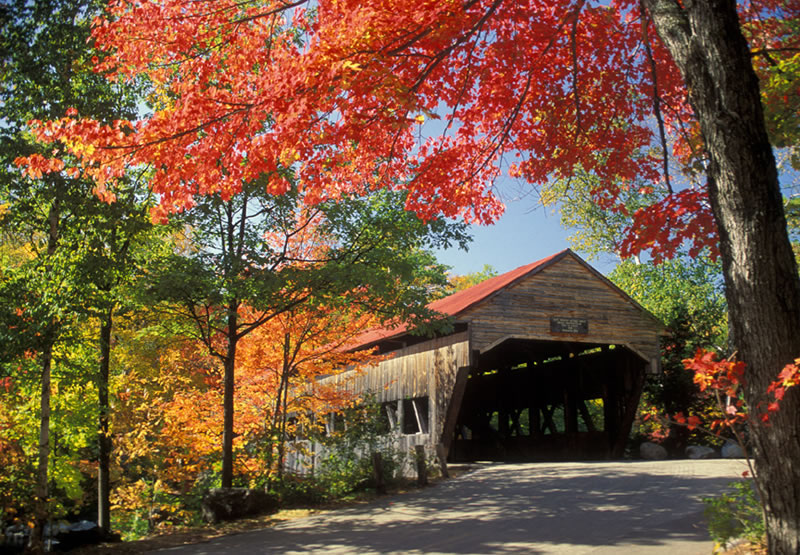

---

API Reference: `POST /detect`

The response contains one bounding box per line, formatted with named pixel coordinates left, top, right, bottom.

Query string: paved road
left=153, top=459, right=748, bottom=554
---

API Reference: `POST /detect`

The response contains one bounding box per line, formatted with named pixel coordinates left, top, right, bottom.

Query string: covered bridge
left=316, top=249, right=665, bottom=463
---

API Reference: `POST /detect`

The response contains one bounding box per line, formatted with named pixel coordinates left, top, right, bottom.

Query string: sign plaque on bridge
left=550, top=317, right=589, bottom=334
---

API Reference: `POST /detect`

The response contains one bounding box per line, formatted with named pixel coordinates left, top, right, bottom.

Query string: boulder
left=639, top=441, right=668, bottom=460
left=201, top=488, right=279, bottom=523
left=722, top=440, right=746, bottom=459
left=686, top=445, right=716, bottom=459
left=53, top=521, right=118, bottom=551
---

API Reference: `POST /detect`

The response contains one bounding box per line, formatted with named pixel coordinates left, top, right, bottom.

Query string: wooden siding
left=317, top=331, right=470, bottom=442
left=460, top=255, right=663, bottom=371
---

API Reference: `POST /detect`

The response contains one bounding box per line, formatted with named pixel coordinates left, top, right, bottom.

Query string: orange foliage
left=236, top=303, right=383, bottom=420
left=234, top=303, right=386, bottom=472
left=678, top=349, right=800, bottom=434
left=112, top=299, right=384, bottom=497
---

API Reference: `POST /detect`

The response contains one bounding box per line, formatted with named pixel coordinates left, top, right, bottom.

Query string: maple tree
left=107, top=299, right=383, bottom=531
left=104, top=310, right=211, bottom=535
left=102, top=316, right=221, bottom=534
left=15, top=0, right=800, bottom=549
left=229, top=302, right=385, bottom=479
left=680, top=350, right=800, bottom=547
left=141, top=185, right=463, bottom=488
left=682, top=351, right=800, bottom=444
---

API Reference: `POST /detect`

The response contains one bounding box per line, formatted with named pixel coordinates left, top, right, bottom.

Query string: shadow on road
left=154, top=460, right=746, bottom=554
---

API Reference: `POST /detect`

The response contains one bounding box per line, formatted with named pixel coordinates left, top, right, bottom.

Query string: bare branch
left=569, top=0, right=586, bottom=134
left=640, top=0, right=673, bottom=194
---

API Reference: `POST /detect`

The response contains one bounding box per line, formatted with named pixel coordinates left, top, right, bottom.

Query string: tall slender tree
left=1, top=0, right=149, bottom=542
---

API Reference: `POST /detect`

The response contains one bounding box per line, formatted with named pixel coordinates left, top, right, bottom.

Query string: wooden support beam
left=530, top=402, right=541, bottom=438
left=603, top=376, right=617, bottom=447
left=439, top=365, right=471, bottom=458
left=578, top=399, right=597, bottom=432
left=498, top=366, right=510, bottom=439
left=385, top=402, right=397, bottom=430
left=564, top=388, right=577, bottom=435
left=541, top=404, right=558, bottom=434
left=611, top=357, right=646, bottom=458
left=412, top=398, right=428, bottom=434
left=529, top=361, right=541, bottom=439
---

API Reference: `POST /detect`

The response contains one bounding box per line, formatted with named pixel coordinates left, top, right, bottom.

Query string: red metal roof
left=352, top=249, right=570, bottom=349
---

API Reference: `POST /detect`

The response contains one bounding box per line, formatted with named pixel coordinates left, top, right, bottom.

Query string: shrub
left=314, top=399, right=406, bottom=498
left=703, top=480, right=765, bottom=548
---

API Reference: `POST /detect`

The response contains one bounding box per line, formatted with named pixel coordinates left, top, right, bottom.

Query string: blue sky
left=434, top=159, right=798, bottom=280
left=434, top=178, right=618, bottom=278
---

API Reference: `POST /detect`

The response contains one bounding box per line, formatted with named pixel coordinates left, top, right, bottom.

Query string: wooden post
left=611, top=356, right=646, bottom=458
left=371, top=452, right=386, bottom=494
left=439, top=365, right=471, bottom=455
left=564, top=387, right=577, bottom=435
left=397, top=399, right=405, bottom=434
left=578, top=399, right=597, bottom=432
left=415, top=445, right=428, bottom=487
left=603, top=375, right=617, bottom=452
left=530, top=398, right=541, bottom=438
left=541, top=404, right=558, bottom=434
left=498, top=366, right=510, bottom=440
left=435, top=443, right=450, bottom=479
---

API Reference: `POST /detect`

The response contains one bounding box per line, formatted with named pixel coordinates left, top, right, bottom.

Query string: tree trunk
left=97, top=308, right=113, bottom=533
left=644, top=0, right=800, bottom=551
left=221, top=306, right=238, bottom=489
left=29, top=341, right=54, bottom=555
left=276, top=332, right=292, bottom=478
left=28, top=196, right=62, bottom=554
left=278, top=372, right=290, bottom=478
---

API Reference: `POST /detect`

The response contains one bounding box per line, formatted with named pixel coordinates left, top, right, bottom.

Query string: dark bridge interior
left=450, top=338, right=647, bottom=462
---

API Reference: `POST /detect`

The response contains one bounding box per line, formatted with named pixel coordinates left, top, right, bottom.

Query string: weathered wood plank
left=438, top=365, right=471, bottom=457
left=317, top=332, right=469, bottom=405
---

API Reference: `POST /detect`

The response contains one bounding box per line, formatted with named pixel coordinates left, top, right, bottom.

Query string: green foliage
left=109, top=475, right=207, bottom=541
left=143, top=185, right=468, bottom=348
left=314, top=400, right=406, bottom=499
left=0, top=0, right=159, bottom=534
left=610, top=254, right=727, bottom=343
left=704, top=480, right=766, bottom=548
left=786, top=195, right=800, bottom=265
left=0, top=331, right=99, bottom=523
left=301, top=187, right=470, bottom=333
left=114, top=510, right=151, bottom=542
left=754, top=21, right=800, bottom=171
left=612, top=254, right=729, bottom=451
left=268, top=475, right=330, bottom=508
left=541, top=169, right=664, bottom=260
left=0, top=385, right=37, bottom=523
left=430, top=264, right=499, bottom=300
